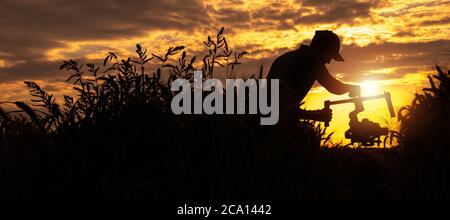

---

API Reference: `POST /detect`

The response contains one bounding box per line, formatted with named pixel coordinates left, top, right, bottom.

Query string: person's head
left=309, top=30, right=344, bottom=64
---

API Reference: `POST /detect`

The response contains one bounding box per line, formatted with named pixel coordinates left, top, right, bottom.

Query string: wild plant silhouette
left=396, top=65, right=450, bottom=199
left=0, top=28, right=449, bottom=200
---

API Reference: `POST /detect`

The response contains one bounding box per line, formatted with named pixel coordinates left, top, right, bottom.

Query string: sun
left=361, top=81, right=380, bottom=96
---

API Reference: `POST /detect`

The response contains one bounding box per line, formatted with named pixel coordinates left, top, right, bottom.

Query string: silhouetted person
left=267, top=30, right=361, bottom=123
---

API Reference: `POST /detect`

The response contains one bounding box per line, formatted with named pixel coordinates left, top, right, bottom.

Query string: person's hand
left=348, top=84, right=361, bottom=97
left=317, top=107, right=332, bottom=122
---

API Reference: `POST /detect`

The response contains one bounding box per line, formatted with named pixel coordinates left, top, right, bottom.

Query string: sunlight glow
left=0, top=59, right=9, bottom=68
left=361, top=81, right=381, bottom=96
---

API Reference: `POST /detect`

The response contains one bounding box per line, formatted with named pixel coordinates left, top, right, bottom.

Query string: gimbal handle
left=323, top=92, right=395, bottom=127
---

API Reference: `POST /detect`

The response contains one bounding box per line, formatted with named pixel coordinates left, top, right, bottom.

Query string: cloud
left=295, top=0, right=386, bottom=24
left=1, top=0, right=208, bottom=39
left=207, top=0, right=388, bottom=33
left=420, top=17, right=450, bottom=26
left=328, top=40, right=450, bottom=82
left=0, top=0, right=449, bottom=99
left=0, top=0, right=209, bottom=58
left=0, top=60, right=65, bottom=82
left=0, top=0, right=211, bottom=81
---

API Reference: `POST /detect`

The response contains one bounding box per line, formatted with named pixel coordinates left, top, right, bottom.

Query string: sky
left=0, top=0, right=449, bottom=144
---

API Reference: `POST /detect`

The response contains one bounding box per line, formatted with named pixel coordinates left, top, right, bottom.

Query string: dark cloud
left=212, top=0, right=386, bottom=32
left=0, top=0, right=210, bottom=81
left=1, top=0, right=208, bottom=41
left=296, top=0, right=386, bottom=24
left=250, top=0, right=377, bottom=29
left=0, top=60, right=70, bottom=83
left=0, top=0, right=209, bottom=59
left=208, top=6, right=253, bottom=30
left=420, top=17, right=450, bottom=26
left=250, top=2, right=302, bottom=31
left=394, top=31, right=417, bottom=38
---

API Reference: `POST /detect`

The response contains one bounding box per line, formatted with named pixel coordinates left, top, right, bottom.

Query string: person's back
left=268, top=44, right=317, bottom=107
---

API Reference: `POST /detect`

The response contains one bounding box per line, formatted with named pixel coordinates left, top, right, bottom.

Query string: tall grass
left=397, top=65, right=450, bottom=199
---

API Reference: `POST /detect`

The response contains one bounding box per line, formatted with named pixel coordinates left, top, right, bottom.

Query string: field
left=0, top=29, right=449, bottom=200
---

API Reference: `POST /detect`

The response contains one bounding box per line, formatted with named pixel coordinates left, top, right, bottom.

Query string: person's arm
left=316, top=65, right=348, bottom=95
left=316, top=65, right=361, bottom=97
left=298, top=108, right=332, bottom=122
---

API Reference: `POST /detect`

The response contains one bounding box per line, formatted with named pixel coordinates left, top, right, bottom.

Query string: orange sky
left=0, top=0, right=449, bottom=145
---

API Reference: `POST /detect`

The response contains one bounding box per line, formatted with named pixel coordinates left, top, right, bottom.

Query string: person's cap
left=310, top=30, right=345, bottom=62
